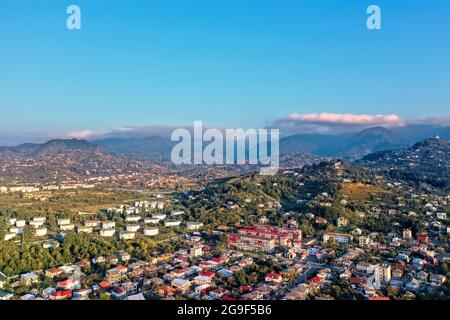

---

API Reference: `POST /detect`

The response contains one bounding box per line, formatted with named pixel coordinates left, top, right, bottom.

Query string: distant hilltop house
left=186, top=222, right=204, bottom=231
left=77, top=226, right=93, bottom=234
left=171, top=210, right=185, bottom=217
left=143, top=227, right=159, bottom=236
left=119, top=231, right=135, bottom=240
left=164, top=220, right=181, bottom=227
left=8, top=186, right=40, bottom=193
left=152, top=213, right=166, bottom=221
left=57, top=218, right=71, bottom=226
left=100, top=229, right=116, bottom=237
left=144, top=217, right=160, bottom=224
left=102, top=221, right=115, bottom=229
left=125, top=215, right=141, bottom=223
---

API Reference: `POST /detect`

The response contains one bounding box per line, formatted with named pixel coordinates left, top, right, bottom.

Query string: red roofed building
left=57, top=278, right=80, bottom=290
left=368, top=297, right=390, bottom=301
left=308, top=276, right=322, bottom=284
left=50, top=290, right=72, bottom=300
left=265, top=273, right=283, bottom=283
left=417, top=233, right=429, bottom=243
left=239, top=285, right=253, bottom=292
left=227, top=233, right=276, bottom=253
left=107, top=255, right=119, bottom=264
left=200, top=271, right=215, bottom=278
left=349, top=276, right=363, bottom=285
left=199, top=261, right=213, bottom=269
left=116, top=265, right=127, bottom=272
left=315, top=217, right=328, bottom=224
left=45, top=267, right=62, bottom=278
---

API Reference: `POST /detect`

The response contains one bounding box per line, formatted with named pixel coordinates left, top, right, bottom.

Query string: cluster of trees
left=0, top=231, right=163, bottom=277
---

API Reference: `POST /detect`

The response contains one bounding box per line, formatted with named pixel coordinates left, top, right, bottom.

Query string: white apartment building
left=119, top=232, right=135, bottom=240
left=143, top=227, right=159, bottom=236
left=126, top=225, right=140, bottom=232
left=100, top=229, right=116, bottom=237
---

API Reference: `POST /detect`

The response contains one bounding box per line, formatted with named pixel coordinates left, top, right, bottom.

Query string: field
left=339, top=182, right=392, bottom=201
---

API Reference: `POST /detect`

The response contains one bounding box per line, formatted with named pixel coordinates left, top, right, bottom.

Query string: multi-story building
left=119, top=231, right=135, bottom=240
left=164, top=220, right=181, bottom=227
left=227, top=233, right=276, bottom=253
left=35, top=228, right=48, bottom=237
left=126, top=225, right=140, bottom=232
left=403, top=228, right=412, bottom=240
left=77, top=226, right=93, bottom=234
left=102, top=221, right=115, bottom=229
left=57, top=219, right=71, bottom=226
left=100, top=229, right=116, bottom=237
left=60, top=224, right=75, bottom=231
left=144, top=227, right=159, bottom=236
left=84, top=220, right=100, bottom=228
left=337, top=217, right=349, bottom=227
left=359, top=236, right=373, bottom=247
left=253, top=225, right=302, bottom=243
left=106, top=265, right=128, bottom=283
left=186, top=222, right=204, bottom=231
left=190, top=244, right=204, bottom=257
left=323, top=233, right=353, bottom=244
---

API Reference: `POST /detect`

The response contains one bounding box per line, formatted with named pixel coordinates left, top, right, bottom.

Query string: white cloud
left=271, top=112, right=406, bottom=135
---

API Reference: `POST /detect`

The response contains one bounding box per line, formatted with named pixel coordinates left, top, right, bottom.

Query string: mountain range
left=0, top=139, right=169, bottom=184
left=1, top=124, right=450, bottom=185
left=280, top=125, right=450, bottom=160
left=90, top=124, right=450, bottom=162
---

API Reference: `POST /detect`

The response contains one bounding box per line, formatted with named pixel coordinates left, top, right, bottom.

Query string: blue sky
left=1, top=0, right=450, bottom=143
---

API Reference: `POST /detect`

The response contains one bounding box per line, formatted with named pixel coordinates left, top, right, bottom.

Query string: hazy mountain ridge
left=94, top=136, right=174, bottom=163
left=357, top=137, right=450, bottom=191
left=1, top=125, right=450, bottom=185
left=0, top=139, right=170, bottom=184
left=280, top=125, right=450, bottom=161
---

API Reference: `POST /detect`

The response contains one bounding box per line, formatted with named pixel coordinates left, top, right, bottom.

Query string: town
left=1, top=157, right=449, bottom=301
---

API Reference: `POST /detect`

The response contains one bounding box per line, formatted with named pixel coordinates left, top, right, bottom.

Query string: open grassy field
left=339, top=182, right=392, bottom=201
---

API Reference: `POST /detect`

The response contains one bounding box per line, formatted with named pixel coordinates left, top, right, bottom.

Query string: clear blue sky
left=1, top=0, right=449, bottom=140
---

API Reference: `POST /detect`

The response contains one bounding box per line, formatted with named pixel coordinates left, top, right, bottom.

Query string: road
left=267, top=261, right=345, bottom=300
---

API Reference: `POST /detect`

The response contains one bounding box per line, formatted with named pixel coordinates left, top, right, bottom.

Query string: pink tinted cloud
left=66, top=130, right=107, bottom=139
left=287, top=113, right=405, bottom=127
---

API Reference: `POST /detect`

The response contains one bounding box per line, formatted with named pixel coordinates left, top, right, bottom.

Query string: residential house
left=100, top=229, right=116, bottom=237
left=323, top=233, right=353, bottom=244
left=119, top=231, right=135, bottom=240
left=430, top=274, right=446, bottom=286
left=57, top=279, right=80, bottom=290
left=144, top=227, right=159, bottom=236
left=45, top=267, right=63, bottom=278
left=21, top=272, right=39, bottom=286
left=119, top=252, right=131, bottom=262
